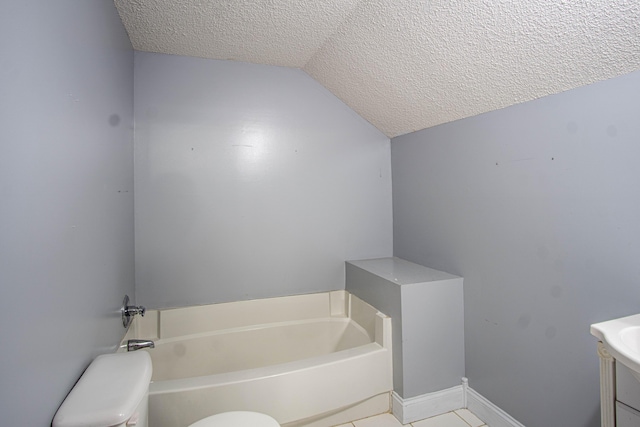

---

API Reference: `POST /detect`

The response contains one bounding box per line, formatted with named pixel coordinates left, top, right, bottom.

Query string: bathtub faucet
left=124, top=339, right=155, bottom=352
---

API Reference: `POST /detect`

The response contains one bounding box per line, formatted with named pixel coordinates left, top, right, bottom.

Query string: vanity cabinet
left=615, top=363, right=640, bottom=426
left=616, top=402, right=640, bottom=427
left=597, top=342, right=640, bottom=426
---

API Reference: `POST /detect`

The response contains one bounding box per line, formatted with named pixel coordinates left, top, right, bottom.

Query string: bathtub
left=123, top=291, right=392, bottom=427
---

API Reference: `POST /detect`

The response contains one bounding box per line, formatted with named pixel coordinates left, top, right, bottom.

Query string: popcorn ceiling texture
left=114, top=0, right=361, bottom=67
left=305, top=0, right=640, bottom=136
left=115, top=0, right=640, bottom=137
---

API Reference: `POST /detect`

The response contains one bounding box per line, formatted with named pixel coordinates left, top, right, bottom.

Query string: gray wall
left=134, top=52, right=392, bottom=309
left=392, top=69, right=640, bottom=427
left=0, top=2, right=134, bottom=425
left=346, top=258, right=464, bottom=398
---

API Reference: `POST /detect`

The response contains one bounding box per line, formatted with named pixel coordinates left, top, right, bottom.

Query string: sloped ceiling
left=115, top=0, right=640, bottom=138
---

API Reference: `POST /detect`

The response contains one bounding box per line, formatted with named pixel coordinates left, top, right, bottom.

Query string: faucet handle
left=121, top=295, right=146, bottom=328
left=127, top=305, right=146, bottom=317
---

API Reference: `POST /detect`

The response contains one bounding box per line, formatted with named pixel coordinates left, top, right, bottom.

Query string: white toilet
left=53, top=352, right=280, bottom=427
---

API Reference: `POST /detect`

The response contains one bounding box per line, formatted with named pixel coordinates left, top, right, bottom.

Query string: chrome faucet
left=121, top=295, right=146, bottom=328
left=123, top=339, right=155, bottom=352
left=124, top=305, right=146, bottom=317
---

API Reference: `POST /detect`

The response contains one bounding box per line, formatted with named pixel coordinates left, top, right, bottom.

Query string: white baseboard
left=392, top=380, right=525, bottom=427
left=392, top=385, right=464, bottom=424
left=466, top=387, right=525, bottom=427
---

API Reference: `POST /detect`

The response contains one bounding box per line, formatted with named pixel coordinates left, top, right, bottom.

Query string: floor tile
left=353, top=413, right=405, bottom=427
left=454, top=409, right=484, bottom=427
left=332, top=424, right=354, bottom=427
left=411, top=412, right=469, bottom=427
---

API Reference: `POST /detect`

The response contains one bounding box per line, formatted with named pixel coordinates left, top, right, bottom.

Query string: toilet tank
left=53, top=351, right=153, bottom=427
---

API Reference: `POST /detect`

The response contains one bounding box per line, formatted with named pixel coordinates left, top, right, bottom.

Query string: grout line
left=455, top=409, right=490, bottom=427
left=453, top=410, right=472, bottom=427
left=350, top=408, right=488, bottom=427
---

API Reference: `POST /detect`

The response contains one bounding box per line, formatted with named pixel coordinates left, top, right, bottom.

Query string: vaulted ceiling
left=115, top=0, right=640, bottom=137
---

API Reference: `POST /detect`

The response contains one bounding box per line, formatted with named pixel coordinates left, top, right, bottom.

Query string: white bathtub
left=123, top=291, right=392, bottom=427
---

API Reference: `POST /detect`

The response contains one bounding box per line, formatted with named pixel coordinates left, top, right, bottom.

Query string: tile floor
left=334, top=409, right=487, bottom=427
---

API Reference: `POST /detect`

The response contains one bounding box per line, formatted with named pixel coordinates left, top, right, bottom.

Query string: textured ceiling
left=115, top=0, right=640, bottom=137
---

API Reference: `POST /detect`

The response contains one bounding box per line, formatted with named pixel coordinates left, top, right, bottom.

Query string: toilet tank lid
left=53, top=351, right=152, bottom=427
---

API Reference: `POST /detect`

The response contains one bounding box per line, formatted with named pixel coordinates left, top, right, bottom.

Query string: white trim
left=392, top=385, right=464, bottom=424
left=391, top=379, right=526, bottom=427
left=467, top=387, right=526, bottom=427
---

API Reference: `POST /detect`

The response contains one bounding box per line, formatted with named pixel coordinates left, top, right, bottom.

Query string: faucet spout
left=124, top=339, right=155, bottom=352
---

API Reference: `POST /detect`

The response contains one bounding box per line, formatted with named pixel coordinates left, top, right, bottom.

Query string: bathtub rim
left=148, top=315, right=370, bottom=347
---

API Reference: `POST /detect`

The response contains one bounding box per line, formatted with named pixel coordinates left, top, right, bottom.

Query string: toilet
left=53, top=352, right=280, bottom=427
